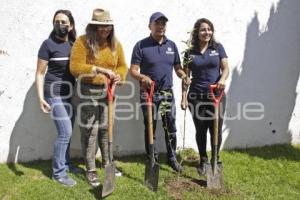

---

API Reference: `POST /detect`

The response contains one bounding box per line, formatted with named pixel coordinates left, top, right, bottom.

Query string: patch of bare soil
left=165, top=177, right=201, bottom=200
left=166, top=177, right=238, bottom=199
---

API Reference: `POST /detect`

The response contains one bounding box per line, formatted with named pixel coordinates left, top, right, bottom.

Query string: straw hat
left=89, top=8, right=113, bottom=25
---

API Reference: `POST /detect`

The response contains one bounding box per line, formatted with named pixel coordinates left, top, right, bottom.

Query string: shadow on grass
left=115, top=154, right=145, bottom=164
left=17, top=158, right=86, bottom=180
left=116, top=153, right=184, bottom=185
left=180, top=144, right=300, bottom=166
left=17, top=158, right=114, bottom=199
left=227, top=144, right=300, bottom=162
left=7, top=163, right=25, bottom=176
left=89, top=185, right=103, bottom=200
left=190, top=178, right=207, bottom=187
left=120, top=170, right=144, bottom=185
left=19, top=160, right=52, bottom=178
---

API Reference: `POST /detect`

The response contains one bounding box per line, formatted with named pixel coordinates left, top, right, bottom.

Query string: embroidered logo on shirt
left=166, top=47, right=174, bottom=55
left=209, top=50, right=219, bottom=56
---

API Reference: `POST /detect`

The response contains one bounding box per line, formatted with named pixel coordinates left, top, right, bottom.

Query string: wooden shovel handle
left=106, top=79, right=116, bottom=143
left=108, top=101, right=113, bottom=143
left=144, top=81, right=155, bottom=145
left=147, top=103, right=154, bottom=144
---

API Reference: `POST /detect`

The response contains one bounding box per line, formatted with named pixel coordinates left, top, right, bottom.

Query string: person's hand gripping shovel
left=143, top=81, right=160, bottom=192
left=206, top=84, right=225, bottom=190
left=102, top=78, right=116, bottom=197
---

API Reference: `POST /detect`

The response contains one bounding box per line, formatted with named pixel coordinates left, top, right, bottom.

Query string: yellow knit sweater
left=70, top=35, right=128, bottom=85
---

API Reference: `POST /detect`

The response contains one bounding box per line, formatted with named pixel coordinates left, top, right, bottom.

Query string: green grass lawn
left=1, top=145, right=300, bottom=200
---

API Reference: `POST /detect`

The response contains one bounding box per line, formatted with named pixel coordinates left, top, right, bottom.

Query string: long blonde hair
left=85, top=24, right=117, bottom=57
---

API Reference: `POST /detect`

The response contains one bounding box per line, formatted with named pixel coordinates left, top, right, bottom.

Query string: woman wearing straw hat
left=70, top=8, right=127, bottom=187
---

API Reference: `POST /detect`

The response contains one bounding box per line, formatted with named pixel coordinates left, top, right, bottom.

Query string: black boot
left=168, top=160, right=183, bottom=173
left=197, top=162, right=206, bottom=176
left=197, top=157, right=208, bottom=176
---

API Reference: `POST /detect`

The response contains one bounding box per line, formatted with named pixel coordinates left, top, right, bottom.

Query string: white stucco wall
left=0, top=0, right=299, bottom=163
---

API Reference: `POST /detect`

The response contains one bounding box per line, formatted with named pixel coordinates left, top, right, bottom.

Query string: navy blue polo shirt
left=186, top=43, right=227, bottom=93
left=131, top=36, right=181, bottom=90
left=38, top=36, right=75, bottom=98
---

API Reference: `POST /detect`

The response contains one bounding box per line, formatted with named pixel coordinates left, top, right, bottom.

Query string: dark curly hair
left=49, top=10, right=77, bottom=44
left=191, top=18, right=218, bottom=51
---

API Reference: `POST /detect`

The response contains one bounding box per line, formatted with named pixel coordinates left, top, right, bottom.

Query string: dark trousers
left=188, top=93, right=226, bottom=163
left=73, top=82, right=109, bottom=171
left=140, top=89, right=177, bottom=162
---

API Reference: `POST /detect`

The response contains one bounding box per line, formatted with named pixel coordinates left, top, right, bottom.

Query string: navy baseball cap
left=149, top=12, right=168, bottom=23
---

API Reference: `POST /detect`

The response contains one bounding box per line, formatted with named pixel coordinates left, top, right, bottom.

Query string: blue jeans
left=140, top=89, right=177, bottom=162
left=46, top=97, right=74, bottom=178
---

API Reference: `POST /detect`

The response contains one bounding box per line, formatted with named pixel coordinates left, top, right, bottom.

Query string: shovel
left=144, top=81, right=159, bottom=192
left=102, top=79, right=116, bottom=197
left=206, top=84, right=225, bottom=190
left=182, top=82, right=189, bottom=150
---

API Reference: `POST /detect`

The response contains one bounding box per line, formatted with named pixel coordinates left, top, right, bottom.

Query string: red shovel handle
left=106, top=78, right=116, bottom=102
left=143, top=81, right=155, bottom=105
left=209, top=84, right=224, bottom=106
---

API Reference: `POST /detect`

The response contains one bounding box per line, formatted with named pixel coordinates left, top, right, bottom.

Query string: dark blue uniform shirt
left=185, top=43, right=227, bottom=93
left=38, top=36, right=75, bottom=98
left=131, top=36, right=181, bottom=90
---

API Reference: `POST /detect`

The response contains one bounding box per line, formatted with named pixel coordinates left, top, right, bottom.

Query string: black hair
left=191, top=18, right=218, bottom=51
left=49, top=10, right=77, bottom=44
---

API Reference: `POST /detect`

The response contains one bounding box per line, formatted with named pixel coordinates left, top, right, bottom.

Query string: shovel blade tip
left=144, top=162, right=159, bottom=192
left=102, top=164, right=115, bottom=197
left=206, top=163, right=224, bottom=190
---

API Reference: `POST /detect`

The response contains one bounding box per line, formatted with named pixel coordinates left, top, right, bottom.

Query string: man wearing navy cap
left=130, top=12, right=190, bottom=172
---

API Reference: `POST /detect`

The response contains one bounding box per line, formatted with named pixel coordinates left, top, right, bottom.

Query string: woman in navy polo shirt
left=181, top=18, right=229, bottom=176
left=35, top=10, right=77, bottom=186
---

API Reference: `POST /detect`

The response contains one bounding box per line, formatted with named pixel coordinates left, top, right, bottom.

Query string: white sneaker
left=86, top=171, right=100, bottom=187
left=115, top=168, right=122, bottom=177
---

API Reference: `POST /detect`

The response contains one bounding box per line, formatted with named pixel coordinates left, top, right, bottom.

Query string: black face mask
left=54, top=24, right=69, bottom=38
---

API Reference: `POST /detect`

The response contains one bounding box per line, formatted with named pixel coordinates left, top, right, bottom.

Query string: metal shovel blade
left=206, top=162, right=224, bottom=190
left=102, top=162, right=115, bottom=197
left=144, top=160, right=159, bottom=192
